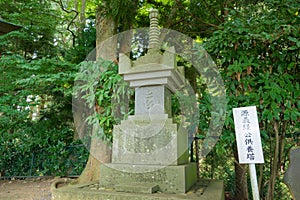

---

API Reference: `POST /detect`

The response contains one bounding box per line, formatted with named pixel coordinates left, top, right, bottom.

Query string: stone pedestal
left=99, top=114, right=196, bottom=193
left=111, top=115, right=188, bottom=165
left=99, top=163, right=197, bottom=194
left=52, top=179, right=225, bottom=200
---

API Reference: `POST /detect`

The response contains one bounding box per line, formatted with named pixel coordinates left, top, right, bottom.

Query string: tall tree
left=0, top=0, right=84, bottom=177
left=0, top=0, right=63, bottom=58
left=76, top=0, right=139, bottom=183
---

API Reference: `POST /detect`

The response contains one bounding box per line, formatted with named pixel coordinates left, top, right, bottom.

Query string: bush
left=0, top=122, right=88, bottom=177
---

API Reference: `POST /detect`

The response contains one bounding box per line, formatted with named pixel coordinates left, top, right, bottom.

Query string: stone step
left=115, top=183, right=159, bottom=194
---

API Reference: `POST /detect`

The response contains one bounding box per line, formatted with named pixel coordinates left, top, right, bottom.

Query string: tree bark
left=96, top=5, right=117, bottom=60
left=266, top=121, right=280, bottom=200
left=75, top=135, right=112, bottom=183
left=258, top=163, right=264, bottom=197
left=234, top=150, right=249, bottom=200
left=80, top=0, right=86, bottom=26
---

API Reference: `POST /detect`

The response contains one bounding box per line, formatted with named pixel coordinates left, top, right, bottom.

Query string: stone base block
left=99, top=163, right=197, bottom=194
left=115, top=183, right=159, bottom=194
left=52, top=179, right=225, bottom=200
left=112, top=116, right=189, bottom=165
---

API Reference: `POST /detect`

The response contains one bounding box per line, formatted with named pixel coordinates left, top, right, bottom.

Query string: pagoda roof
left=0, top=20, right=22, bottom=36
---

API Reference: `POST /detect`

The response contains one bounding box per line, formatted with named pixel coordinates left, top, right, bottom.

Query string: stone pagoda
left=52, top=9, right=224, bottom=200
left=99, top=8, right=197, bottom=194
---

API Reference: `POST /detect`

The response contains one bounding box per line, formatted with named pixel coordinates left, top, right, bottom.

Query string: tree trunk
left=74, top=0, right=86, bottom=40
left=75, top=135, right=112, bottom=183
left=80, top=0, right=86, bottom=26
left=234, top=150, right=248, bottom=200
left=96, top=6, right=117, bottom=60
left=266, top=121, right=280, bottom=200
left=76, top=5, right=117, bottom=184
left=258, top=164, right=264, bottom=197
left=74, top=0, right=78, bottom=15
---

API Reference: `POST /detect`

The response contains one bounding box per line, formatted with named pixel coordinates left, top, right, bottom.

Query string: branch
left=52, top=0, right=78, bottom=46
left=174, top=0, right=219, bottom=30
left=200, top=0, right=223, bottom=23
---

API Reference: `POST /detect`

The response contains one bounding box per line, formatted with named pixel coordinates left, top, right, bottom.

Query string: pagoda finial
left=149, top=8, right=160, bottom=50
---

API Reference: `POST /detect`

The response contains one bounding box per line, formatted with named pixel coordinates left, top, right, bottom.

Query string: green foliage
left=0, top=0, right=94, bottom=178
left=202, top=0, right=300, bottom=198
left=205, top=0, right=300, bottom=142
left=0, top=1, right=299, bottom=198
left=74, top=59, right=133, bottom=143
left=65, top=17, right=97, bottom=63
left=0, top=0, right=62, bottom=57
left=0, top=53, right=86, bottom=176
left=0, top=54, right=77, bottom=125
left=0, top=122, right=88, bottom=176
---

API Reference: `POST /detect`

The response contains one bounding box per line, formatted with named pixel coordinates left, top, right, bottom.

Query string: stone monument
left=98, top=8, right=196, bottom=194
left=52, top=9, right=224, bottom=200
left=284, top=147, right=300, bottom=200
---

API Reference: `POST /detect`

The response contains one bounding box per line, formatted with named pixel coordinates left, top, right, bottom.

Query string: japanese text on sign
left=233, top=106, right=264, bottom=164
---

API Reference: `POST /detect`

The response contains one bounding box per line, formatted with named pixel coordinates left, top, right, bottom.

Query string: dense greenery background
left=0, top=0, right=299, bottom=199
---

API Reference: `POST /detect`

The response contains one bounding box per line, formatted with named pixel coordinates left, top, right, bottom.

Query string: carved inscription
left=145, top=89, right=154, bottom=111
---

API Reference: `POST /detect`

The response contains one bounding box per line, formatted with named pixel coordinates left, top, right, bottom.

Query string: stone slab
left=52, top=179, right=225, bottom=200
left=115, top=183, right=159, bottom=194
left=284, top=147, right=300, bottom=200
left=99, top=163, right=197, bottom=194
left=119, top=47, right=185, bottom=94
left=122, top=68, right=185, bottom=93
left=111, top=116, right=189, bottom=165
left=135, top=85, right=172, bottom=116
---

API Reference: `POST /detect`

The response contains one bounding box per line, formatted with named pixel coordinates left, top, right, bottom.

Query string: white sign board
left=233, top=106, right=264, bottom=164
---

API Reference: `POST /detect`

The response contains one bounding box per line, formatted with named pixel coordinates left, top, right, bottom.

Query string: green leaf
left=288, top=36, right=299, bottom=43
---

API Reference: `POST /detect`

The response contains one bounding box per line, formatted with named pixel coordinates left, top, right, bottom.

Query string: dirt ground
left=0, top=178, right=55, bottom=200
